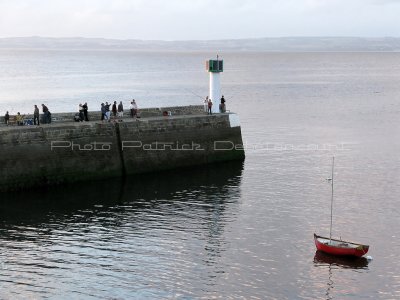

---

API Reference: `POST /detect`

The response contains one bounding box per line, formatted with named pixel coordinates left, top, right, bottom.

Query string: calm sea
left=0, top=50, right=399, bottom=299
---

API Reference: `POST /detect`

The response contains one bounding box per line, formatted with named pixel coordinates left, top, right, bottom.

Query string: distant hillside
left=1, top=37, right=400, bottom=52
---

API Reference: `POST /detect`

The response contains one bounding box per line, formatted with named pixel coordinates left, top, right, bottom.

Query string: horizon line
left=1, top=35, right=400, bottom=43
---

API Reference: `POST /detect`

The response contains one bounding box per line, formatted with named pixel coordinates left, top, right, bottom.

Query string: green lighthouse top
left=206, top=59, right=223, bottom=73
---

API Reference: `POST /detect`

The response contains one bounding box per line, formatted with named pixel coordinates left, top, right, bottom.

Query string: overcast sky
left=0, top=0, right=399, bottom=40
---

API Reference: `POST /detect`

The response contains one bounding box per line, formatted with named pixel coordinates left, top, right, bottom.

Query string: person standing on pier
left=118, top=101, right=124, bottom=118
left=101, top=103, right=105, bottom=121
left=204, top=96, right=209, bottom=113
left=83, top=102, right=89, bottom=121
left=112, top=101, right=117, bottom=119
left=129, top=101, right=134, bottom=117
left=4, top=111, right=9, bottom=126
left=104, top=102, right=111, bottom=121
left=42, top=104, right=51, bottom=124
left=78, top=103, right=84, bottom=122
left=33, top=104, right=40, bottom=126
left=132, top=100, right=138, bottom=118
left=219, top=95, right=226, bottom=113
left=130, top=99, right=138, bottom=118
left=207, top=98, right=213, bottom=114
left=33, top=105, right=40, bottom=125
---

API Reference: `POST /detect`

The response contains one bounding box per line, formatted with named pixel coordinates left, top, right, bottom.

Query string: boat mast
left=330, top=157, right=335, bottom=242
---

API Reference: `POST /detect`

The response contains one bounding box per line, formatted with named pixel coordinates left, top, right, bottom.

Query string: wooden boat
left=314, top=234, right=369, bottom=257
left=314, top=157, right=369, bottom=257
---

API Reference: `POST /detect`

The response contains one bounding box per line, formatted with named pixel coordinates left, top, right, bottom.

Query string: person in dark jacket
left=42, top=104, right=51, bottom=124
left=4, top=111, right=9, bottom=125
left=101, top=103, right=105, bottom=121
left=118, top=101, right=124, bottom=118
left=219, top=95, right=226, bottom=113
left=112, top=101, right=117, bottom=119
left=83, top=102, right=89, bottom=121
left=78, top=103, right=84, bottom=122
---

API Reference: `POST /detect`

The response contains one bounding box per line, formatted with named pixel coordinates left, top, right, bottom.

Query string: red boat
left=314, top=234, right=369, bottom=257
left=314, top=158, right=370, bottom=257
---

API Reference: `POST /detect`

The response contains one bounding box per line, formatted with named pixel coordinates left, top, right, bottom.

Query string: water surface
left=0, top=50, right=399, bottom=299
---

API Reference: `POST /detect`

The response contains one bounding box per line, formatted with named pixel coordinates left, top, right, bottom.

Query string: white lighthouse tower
left=206, top=56, right=223, bottom=114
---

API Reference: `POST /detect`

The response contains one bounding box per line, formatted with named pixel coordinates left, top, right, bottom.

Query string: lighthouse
left=206, top=56, right=223, bottom=114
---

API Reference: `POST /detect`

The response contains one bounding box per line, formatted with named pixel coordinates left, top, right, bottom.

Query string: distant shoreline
left=1, top=36, right=400, bottom=52
left=1, top=48, right=400, bottom=53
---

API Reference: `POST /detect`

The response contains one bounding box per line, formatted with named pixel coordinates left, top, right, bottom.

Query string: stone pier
left=0, top=106, right=245, bottom=191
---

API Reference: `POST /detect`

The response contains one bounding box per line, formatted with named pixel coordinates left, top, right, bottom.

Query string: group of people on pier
left=3, top=95, right=226, bottom=126
left=76, top=103, right=89, bottom=122
left=3, top=104, right=52, bottom=126
left=204, top=95, right=227, bottom=114
left=98, top=99, right=138, bottom=123
left=3, top=99, right=139, bottom=126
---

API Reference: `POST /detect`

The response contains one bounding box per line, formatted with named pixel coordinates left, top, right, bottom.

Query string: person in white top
left=204, top=96, right=209, bottom=113
left=130, top=99, right=138, bottom=118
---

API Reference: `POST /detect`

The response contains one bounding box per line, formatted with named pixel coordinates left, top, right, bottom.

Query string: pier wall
left=0, top=112, right=244, bottom=191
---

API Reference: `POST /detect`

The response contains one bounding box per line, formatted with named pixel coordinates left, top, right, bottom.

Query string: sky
left=0, top=0, right=399, bottom=40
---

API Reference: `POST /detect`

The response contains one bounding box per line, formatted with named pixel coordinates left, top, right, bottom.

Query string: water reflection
left=0, top=161, right=244, bottom=227
left=0, top=162, right=243, bottom=299
left=313, top=251, right=370, bottom=270
left=0, top=161, right=244, bottom=298
left=313, top=251, right=369, bottom=300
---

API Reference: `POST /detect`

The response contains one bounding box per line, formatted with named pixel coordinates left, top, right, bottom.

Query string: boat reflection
left=313, top=251, right=370, bottom=299
left=313, top=250, right=370, bottom=269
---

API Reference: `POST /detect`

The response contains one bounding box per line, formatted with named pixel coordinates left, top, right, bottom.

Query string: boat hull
left=314, top=234, right=369, bottom=257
